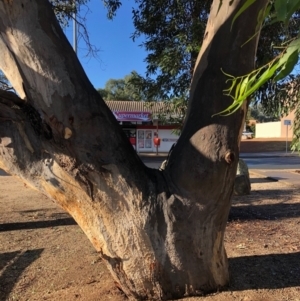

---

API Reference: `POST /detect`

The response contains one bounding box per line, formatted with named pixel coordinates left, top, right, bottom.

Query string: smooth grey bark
left=0, top=0, right=268, bottom=300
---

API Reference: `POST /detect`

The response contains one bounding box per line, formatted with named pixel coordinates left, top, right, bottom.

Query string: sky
left=64, top=0, right=147, bottom=90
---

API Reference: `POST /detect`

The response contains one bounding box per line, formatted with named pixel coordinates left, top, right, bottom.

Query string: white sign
left=113, top=111, right=152, bottom=122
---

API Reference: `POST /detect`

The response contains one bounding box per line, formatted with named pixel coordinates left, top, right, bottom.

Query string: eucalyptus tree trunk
left=0, top=0, right=268, bottom=300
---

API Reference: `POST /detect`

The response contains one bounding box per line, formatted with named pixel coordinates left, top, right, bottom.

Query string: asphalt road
left=1, top=153, right=300, bottom=176
left=141, top=153, right=300, bottom=171
left=241, top=154, right=300, bottom=170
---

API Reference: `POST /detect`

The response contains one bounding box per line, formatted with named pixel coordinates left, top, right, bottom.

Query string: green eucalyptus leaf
left=256, top=5, right=271, bottom=32
left=284, top=39, right=300, bottom=57
left=286, top=0, right=300, bottom=24
left=274, top=0, right=287, bottom=22
left=274, top=51, right=299, bottom=82
left=231, top=0, right=257, bottom=30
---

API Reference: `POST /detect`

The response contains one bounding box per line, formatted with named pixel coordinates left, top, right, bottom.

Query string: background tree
left=247, top=104, right=280, bottom=123
left=131, top=0, right=210, bottom=100
left=0, top=0, right=295, bottom=300
left=97, top=71, right=146, bottom=101
left=130, top=0, right=300, bottom=102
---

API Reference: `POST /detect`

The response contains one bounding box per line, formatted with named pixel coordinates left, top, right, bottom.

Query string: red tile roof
left=105, top=101, right=176, bottom=116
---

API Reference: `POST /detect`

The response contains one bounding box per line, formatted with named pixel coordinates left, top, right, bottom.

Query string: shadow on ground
left=250, top=177, right=278, bottom=184
left=229, top=252, right=300, bottom=290
left=0, top=218, right=76, bottom=232
left=0, top=249, right=44, bottom=301
left=228, top=203, right=300, bottom=221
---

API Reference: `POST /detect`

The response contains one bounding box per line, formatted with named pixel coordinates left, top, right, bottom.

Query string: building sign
left=113, top=111, right=152, bottom=122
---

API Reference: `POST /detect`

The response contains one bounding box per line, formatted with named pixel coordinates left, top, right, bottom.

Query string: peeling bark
left=0, top=0, right=268, bottom=300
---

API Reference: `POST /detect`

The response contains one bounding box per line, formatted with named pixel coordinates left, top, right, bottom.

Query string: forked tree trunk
left=0, top=0, right=268, bottom=300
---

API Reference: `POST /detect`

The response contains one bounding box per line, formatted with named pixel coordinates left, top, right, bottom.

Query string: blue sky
left=64, top=0, right=147, bottom=90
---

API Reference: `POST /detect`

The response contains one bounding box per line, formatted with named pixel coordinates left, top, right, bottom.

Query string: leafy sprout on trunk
left=217, top=38, right=300, bottom=116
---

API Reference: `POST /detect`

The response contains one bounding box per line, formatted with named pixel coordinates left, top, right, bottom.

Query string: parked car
left=242, top=131, right=254, bottom=139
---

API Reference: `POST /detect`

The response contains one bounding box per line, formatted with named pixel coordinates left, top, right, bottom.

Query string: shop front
left=136, top=129, right=155, bottom=152
left=135, top=126, right=179, bottom=153
left=112, top=111, right=152, bottom=150
left=106, top=101, right=180, bottom=153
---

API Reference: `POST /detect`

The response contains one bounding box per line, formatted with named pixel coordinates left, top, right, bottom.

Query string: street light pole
left=284, top=120, right=291, bottom=154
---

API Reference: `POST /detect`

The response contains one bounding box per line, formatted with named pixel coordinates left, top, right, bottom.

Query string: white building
left=255, top=111, right=294, bottom=138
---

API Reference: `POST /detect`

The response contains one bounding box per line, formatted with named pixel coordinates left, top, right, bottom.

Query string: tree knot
left=224, top=151, right=235, bottom=164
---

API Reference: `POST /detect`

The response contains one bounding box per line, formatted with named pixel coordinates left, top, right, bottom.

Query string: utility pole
left=73, top=2, right=77, bottom=54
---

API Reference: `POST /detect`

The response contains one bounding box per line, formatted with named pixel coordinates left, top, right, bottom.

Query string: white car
left=242, top=131, right=254, bottom=139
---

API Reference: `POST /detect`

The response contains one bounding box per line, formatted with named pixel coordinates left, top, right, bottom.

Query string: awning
left=113, top=111, right=152, bottom=122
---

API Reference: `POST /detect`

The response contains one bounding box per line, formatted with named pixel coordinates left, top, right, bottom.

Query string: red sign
left=113, top=111, right=152, bottom=122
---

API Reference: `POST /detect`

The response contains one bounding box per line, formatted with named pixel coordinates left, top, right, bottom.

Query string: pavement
left=241, top=151, right=300, bottom=188
left=250, top=169, right=300, bottom=188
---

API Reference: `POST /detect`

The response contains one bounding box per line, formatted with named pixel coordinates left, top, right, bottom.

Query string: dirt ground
left=1, top=139, right=299, bottom=301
